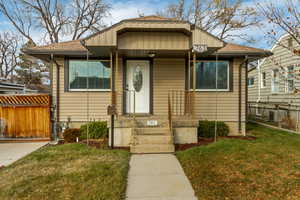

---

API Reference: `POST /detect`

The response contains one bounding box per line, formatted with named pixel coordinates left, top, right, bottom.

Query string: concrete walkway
left=126, top=154, right=198, bottom=200
left=0, top=142, right=48, bottom=167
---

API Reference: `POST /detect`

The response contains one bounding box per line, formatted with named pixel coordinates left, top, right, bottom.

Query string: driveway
left=0, top=142, right=48, bottom=167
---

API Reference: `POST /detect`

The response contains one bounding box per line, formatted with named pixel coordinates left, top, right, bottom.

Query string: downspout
left=55, top=55, right=60, bottom=140
left=257, top=60, right=261, bottom=103
left=239, top=56, right=248, bottom=135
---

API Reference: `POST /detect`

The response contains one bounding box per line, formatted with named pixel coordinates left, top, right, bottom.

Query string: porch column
left=115, top=50, right=118, bottom=109
left=110, top=51, right=116, bottom=105
left=192, top=52, right=196, bottom=117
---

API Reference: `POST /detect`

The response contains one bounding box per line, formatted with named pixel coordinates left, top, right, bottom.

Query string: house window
left=271, top=69, right=279, bottom=93
left=261, top=72, right=266, bottom=88
left=192, top=61, right=229, bottom=91
left=285, top=65, right=294, bottom=93
left=68, top=60, right=111, bottom=91
left=248, top=77, right=254, bottom=87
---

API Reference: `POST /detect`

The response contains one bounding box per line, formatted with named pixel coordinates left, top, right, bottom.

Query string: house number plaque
left=147, top=120, right=158, bottom=126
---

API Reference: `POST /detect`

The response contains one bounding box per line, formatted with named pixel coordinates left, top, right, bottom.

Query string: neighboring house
left=248, top=35, right=300, bottom=129
left=0, top=79, right=37, bottom=94
left=24, top=16, right=271, bottom=153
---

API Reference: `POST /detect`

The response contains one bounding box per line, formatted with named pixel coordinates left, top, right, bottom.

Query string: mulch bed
left=176, top=136, right=257, bottom=151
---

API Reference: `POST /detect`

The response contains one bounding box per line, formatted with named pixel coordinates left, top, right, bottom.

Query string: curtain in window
left=69, top=60, right=111, bottom=90
left=194, top=61, right=229, bottom=90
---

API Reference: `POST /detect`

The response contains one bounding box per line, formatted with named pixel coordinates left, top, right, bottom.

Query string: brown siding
left=192, top=27, right=224, bottom=48
left=118, top=32, right=189, bottom=50
left=85, top=21, right=190, bottom=47
left=194, top=58, right=246, bottom=122
left=52, top=57, right=246, bottom=134
left=153, top=58, right=186, bottom=115
left=52, top=58, right=111, bottom=122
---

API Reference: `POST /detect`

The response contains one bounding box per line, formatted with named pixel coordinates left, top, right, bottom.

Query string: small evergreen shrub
left=198, top=120, right=229, bottom=138
left=63, top=128, right=81, bottom=143
left=80, top=121, right=108, bottom=140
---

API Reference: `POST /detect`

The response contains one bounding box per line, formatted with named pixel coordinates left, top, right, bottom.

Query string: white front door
left=126, top=60, right=150, bottom=114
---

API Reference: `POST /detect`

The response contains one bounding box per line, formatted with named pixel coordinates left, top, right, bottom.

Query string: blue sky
left=0, top=0, right=283, bottom=50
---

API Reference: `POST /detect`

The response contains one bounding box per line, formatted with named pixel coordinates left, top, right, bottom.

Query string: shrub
left=80, top=121, right=108, bottom=140
left=63, top=128, right=81, bottom=143
left=198, top=120, right=229, bottom=138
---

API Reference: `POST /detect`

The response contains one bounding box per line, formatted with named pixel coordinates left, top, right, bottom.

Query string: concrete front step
left=131, top=144, right=175, bottom=153
left=135, top=128, right=170, bottom=135
left=136, top=135, right=173, bottom=144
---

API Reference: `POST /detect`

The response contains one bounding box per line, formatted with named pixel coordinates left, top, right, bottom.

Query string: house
left=24, top=16, right=271, bottom=153
left=248, top=34, right=300, bottom=130
left=0, top=78, right=37, bottom=94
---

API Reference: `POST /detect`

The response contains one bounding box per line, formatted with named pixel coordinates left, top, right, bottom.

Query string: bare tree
left=0, top=0, right=110, bottom=44
left=0, top=32, right=20, bottom=80
left=257, top=0, right=300, bottom=56
left=159, top=0, right=260, bottom=42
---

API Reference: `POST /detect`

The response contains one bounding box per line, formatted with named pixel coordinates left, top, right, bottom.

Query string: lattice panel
left=0, top=95, right=50, bottom=106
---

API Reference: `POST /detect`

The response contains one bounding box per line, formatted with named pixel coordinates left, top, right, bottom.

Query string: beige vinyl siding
left=248, top=36, right=300, bottom=105
left=85, top=21, right=223, bottom=50
left=153, top=58, right=186, bottom=116
left=52, top=56, right=246, bottom=134
left=247, top=69, right=259, bottom=102
left=194, top=58, right=246, bottom=122
left=192, top=27, right=224, bottom=48
left=115, top=58, right=124, bottom=114
left=52, top=58, right=111, bottom=122
left=118, top=32, right=189, bottom=50
left=85, top=21, right=190, bottom=46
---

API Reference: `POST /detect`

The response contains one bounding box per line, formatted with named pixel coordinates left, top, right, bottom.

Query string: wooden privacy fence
left=0, top=94, right=51, bottom=138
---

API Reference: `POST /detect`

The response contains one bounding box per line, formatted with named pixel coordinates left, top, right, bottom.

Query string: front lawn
left=177, top=123, right=300, bottom=200
left=0, top=144, right=130, bottom=200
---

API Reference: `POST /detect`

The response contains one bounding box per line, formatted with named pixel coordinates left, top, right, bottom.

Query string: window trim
left=191, top=60, right=230, bottom=92
left=285, top=65, right=295, bottom=94
left=260, top=71, right=266, bottom=89
left=67, top=59, right=111, bottom=92
left=248, top=76, right=254, bottom=88
left=271, top=69, right=280, bottom=94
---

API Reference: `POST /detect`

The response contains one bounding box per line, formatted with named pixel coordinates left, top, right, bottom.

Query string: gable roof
left=126, top=15, right=178, bottom=21
left=24, top=15, right=271, bottom=57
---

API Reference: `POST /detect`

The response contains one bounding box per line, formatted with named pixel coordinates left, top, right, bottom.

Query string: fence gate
left=0, top=94, right=51, bottom=138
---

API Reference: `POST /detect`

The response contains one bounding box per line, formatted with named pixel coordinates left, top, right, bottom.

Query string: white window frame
left=271, top=69, right=280, bottom=93
left=248, top=76, right=254, bottom=87
left=68, top=59, right=111, bottom=92
left=260, top=71, right=266, bottom=88
left=285, top=65, right=295, bottom=93
left=193, top=60, right=230, bottom=92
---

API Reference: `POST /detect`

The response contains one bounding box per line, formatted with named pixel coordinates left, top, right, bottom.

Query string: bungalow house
left=24, top=16, right=271, bottom=153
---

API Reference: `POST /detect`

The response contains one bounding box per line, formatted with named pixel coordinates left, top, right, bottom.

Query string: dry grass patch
left=0, top=143, right=130, bottom=200
left=177, top=123, right=300, bottom=200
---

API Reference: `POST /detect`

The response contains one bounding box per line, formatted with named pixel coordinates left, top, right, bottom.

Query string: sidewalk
left=126, top=154, right=197, bottom=200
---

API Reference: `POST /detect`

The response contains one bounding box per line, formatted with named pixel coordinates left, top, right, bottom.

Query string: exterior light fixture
left=148, top=52, right=156, bottom=58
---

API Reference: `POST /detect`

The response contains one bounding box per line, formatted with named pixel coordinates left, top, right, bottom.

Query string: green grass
left=0, top=144, right=130, bottom=200
left=177, top=123, right=300, bottom=200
